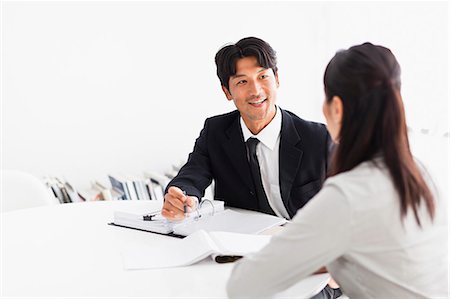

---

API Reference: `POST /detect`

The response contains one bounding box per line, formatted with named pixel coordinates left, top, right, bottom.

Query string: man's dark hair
left=215, top=37, right=278, bottom=91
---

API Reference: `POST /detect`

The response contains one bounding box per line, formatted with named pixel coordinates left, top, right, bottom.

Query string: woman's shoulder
left=328, top=158, right=387, bottom=181
left=324, top=159, right=393, bottom=200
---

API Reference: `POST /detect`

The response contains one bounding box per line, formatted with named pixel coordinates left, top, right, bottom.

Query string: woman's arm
left=227, top=182, right=351, bottom=298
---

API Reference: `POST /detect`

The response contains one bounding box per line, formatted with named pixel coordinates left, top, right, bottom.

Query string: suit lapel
left=279, top=109, right=303, bottom=206
left=224, top=115, right=254, bottom=190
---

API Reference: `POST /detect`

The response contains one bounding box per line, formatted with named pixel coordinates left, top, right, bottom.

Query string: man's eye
left=237, top=80, right=246, bottom=85
left=260, top=74, right=269, bottom=79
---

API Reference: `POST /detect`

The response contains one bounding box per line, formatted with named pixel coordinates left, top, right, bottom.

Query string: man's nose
left=247, top=80, right=261, bottom=96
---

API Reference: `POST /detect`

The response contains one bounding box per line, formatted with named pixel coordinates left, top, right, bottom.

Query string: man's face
left=222, top=56, right=279, bottom=132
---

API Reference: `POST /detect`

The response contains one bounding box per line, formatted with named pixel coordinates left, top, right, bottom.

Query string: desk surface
left=2, top=200, right=329, bottom=298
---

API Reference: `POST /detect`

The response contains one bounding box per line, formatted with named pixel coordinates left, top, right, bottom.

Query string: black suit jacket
left=166, top=108, right=331, bottom=218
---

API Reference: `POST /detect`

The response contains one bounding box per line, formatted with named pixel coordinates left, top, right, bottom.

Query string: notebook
left=122, top=229, right=272, bottom=269
left=111, top=200, right=287, bottom=237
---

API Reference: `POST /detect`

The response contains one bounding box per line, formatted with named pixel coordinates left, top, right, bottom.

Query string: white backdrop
left=2, top=1, right=448, bottom=191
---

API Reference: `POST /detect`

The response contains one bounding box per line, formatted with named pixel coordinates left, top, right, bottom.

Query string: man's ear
left=275, top=71, right=280, bottom=87
left=222, top=85, right=233, bottom=101
left=331, top=96, right=343, bottom=124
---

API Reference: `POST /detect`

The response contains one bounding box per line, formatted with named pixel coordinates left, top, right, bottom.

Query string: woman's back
left=326, top=159, right=448, bottom=298
left=227, top=159, right=447, bottom=298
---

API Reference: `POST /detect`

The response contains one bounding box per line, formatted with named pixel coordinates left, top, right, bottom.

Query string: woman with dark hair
left=227, top=43, right=447, bottom=298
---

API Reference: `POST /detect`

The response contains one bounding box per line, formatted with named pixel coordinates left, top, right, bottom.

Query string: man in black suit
left=162, top=37, right=340, bottom=299
left=163, top=106, right=329, bottom=218
left=162, top=37, right=330, bottom=221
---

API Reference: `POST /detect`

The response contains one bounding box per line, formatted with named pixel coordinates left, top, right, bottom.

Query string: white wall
left=2, top=1, right=448, bottom=191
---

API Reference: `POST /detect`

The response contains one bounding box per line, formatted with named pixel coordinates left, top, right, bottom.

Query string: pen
left=182, top=190, right=188, bottom=217
left=215, top=255, right=243, bottom=263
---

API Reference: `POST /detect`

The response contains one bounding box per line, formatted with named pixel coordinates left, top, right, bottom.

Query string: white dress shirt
left=227, top=159, right=448, bottom=298
left=240, top=105, right=290, bottom=219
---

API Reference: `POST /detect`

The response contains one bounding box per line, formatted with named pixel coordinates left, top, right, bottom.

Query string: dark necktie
left=246, top=138, right=275, bottom=215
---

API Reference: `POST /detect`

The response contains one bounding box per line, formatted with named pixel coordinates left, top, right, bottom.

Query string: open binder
left=110, top=200, right=287, bottom=237
left=111, top=200, right=224, bottom=237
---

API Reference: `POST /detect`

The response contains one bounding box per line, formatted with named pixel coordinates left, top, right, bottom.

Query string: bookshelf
left=43, top=162, right=215, bottom=205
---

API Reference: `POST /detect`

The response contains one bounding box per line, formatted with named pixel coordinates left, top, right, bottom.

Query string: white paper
left=122, top=230, right=271, bottom=270
left=173, top=210, right=286, bottom=236
left=208, top=231, right=271, bottom=256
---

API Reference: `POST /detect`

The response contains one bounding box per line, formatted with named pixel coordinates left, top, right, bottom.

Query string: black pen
left=215, top=255, right=243, bottom=263
left=183, top=190, right=188, bottom=217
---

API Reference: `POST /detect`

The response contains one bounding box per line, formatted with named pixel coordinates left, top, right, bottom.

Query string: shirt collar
left=240, top=105, right=282, bottom=151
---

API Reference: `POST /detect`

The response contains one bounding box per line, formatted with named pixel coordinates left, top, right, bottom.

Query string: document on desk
left=112, top=200, right=225, bottom=236
left=112, top=201, right=287, bottom=237
left=172, top=210, right=286, bottom=236
left=122, top=229, right=272, bottom=269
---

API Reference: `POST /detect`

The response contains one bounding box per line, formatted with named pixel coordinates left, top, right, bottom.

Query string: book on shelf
left=150, top=179, right=164, bottom=201
left=91, top=180, right=115, bottom=201
left=110, top=200, right=287, bottom=237
left=44, top=176, right=84, bottom=203
left=110, top=188, right=125, bottom=201
left=144, top=178, right=157, bottom=201
left=130, top=176, right=150, bottom=201
left=122, top=229, right=272, bottom=269
left=64, top=181, right=84, bottom=203
left=133, top=179, right=146, bottom=200
left=108, top=174, right=129, bottom=200
left=143, top=171, right=171, bottom=191
left=124, top=176, right=138, bottom=201
left=108, top=174, right=158, bottom=201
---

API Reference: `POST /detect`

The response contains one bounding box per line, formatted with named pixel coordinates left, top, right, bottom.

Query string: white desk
left=2, top=201, right=329, bottom=298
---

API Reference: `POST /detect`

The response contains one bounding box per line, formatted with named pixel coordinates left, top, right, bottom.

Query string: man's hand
left=162, top=186, right=198, bottom=220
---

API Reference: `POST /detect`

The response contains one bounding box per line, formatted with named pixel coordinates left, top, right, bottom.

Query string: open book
left=122, top=229, right=272, bottom=269
left=111, top=201, right=287, bottom=237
